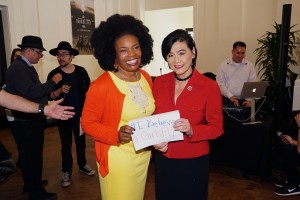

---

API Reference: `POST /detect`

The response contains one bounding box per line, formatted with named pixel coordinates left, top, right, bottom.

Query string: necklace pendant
left=127, top=78, right=149, bottom=114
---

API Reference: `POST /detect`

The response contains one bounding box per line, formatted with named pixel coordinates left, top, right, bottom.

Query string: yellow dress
left=99, top=72, right=155, bottom=200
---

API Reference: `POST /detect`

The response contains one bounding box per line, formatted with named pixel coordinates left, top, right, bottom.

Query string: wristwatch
left=38, top=104, right=45, bottom=115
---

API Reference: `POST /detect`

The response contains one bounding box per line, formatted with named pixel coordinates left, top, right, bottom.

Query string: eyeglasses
left=56, top=54, right=70, bottom=58
left=30, top=48, right=43, bottom=57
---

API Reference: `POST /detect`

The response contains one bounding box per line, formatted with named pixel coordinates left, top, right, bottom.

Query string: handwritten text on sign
left=129, top=110, right=183, bottom=151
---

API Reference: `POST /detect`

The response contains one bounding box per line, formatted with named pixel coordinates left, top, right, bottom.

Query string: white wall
left=0, top=0, right=143, bottom=82
left=194, top=0, right=300, bottom=76
left=145, top=0, right=193, bottom=10
left=37, top=0, right=101, bottom=81
left=0, top=0, right=300, bottom=81
left=144, top=7, right=193, bottom=76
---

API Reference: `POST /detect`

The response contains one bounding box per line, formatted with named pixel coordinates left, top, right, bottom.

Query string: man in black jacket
left=5, top=35, right=62, bottom=200
left=47, top=41, right=94, bottom=188
left=0, top=87, right=75, bottom=186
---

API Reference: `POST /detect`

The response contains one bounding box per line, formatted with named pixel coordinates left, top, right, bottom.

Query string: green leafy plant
left=254, top=22, right=300, bottom=112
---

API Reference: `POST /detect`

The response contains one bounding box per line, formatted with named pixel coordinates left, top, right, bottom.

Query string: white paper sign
left=129, top=110, right=183, bottom=151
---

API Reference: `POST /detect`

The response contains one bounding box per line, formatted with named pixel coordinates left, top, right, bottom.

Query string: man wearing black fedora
left=4, top=35, right=62, bottom=200
left=47, top=41, right=94, bottom=188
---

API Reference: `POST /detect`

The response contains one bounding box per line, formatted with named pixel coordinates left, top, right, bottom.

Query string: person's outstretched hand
left=44, top=98, right=75, bottom=120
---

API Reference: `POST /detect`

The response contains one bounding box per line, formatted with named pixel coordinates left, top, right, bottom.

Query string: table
left=210, top=115, right=274, bottom=179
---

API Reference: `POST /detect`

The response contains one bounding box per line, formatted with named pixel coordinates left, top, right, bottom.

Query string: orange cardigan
left=81, top=70, right=153, bottom=177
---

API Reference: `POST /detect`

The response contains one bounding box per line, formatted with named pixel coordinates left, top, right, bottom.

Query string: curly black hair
left=161, top=29, right=197, bottom=69
left=90, top=14, right=154, bottom=71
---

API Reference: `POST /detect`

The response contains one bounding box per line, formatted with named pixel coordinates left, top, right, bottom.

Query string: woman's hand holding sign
left=173, top=118, right=193, bottom=137
left=118, top=125, right=135, bottom=143
left=153, top=142, right=168, bottom=153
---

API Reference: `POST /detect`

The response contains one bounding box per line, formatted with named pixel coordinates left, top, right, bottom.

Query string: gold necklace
left=118, top=71, right=149, bottom=113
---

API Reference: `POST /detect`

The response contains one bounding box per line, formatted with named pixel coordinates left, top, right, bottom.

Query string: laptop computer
left=238, top=81, right=268, bottom=99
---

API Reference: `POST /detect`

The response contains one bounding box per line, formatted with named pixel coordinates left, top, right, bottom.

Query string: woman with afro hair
left=81, top=14, right=155, bottom=200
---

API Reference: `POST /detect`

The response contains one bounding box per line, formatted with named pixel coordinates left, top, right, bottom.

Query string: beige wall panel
left=1, top=0, right=299, bottom=80
left=195, top=0, right=299, bottom=75
left=145, top=0, right=193, bottom=11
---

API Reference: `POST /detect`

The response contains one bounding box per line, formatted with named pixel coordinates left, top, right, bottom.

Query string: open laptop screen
left=238, top=81, right=268, bottom=99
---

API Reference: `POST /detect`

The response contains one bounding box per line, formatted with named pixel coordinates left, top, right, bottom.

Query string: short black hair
left=161, top=29, right=197, bottom=69
left=233, top=41, right=246, bottom=49
left=90, top=14, right=153, bottom=71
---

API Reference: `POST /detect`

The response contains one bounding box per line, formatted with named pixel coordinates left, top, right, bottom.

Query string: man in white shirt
left=216, top=41, right=257, bottom=107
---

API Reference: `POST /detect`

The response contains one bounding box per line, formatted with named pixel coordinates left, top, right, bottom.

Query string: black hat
left=49, top=41, right=79, bottom=56
left=17, top=35, right=46, bottom=51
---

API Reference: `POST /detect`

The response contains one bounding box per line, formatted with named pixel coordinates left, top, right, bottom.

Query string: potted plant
left=254, top=22, right=300, bottom=114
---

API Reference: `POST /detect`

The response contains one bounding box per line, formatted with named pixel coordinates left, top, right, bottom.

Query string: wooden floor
left=0, top=125, right=298, bottom=200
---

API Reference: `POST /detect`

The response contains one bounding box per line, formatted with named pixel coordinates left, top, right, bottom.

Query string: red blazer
left=153, top=70, right=223, bottom=158
left=81, top=70, right=153, bottom=177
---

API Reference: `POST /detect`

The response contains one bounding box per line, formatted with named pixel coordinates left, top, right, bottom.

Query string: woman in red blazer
left=153, top=29, right=224, bottom=200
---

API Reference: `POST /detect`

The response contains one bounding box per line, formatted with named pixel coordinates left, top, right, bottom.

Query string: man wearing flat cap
left=5, top=35, right=62, bottom=200
left=47, top=41, right=94, bottom=188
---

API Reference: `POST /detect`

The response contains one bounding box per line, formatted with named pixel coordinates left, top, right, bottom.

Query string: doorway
left=144, top=7, right=193, bottom=77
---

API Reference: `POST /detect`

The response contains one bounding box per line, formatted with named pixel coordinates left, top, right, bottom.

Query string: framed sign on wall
left=70, top=0, right=95, bottom=55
